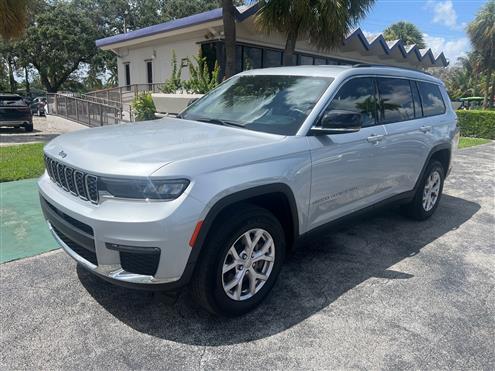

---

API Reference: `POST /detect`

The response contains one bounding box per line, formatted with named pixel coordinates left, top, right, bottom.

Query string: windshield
left=181, top=75, right=333, bottom=135
left=0, top=96, right=26, bottom=107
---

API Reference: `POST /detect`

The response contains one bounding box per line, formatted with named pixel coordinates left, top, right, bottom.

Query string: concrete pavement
left=1, top=143, right=494, bottom=370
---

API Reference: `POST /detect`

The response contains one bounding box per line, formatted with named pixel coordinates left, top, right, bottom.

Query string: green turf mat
left=0, top=178, right=58, bottom=263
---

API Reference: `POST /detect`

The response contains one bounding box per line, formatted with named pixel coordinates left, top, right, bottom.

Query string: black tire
left=402, top=160, right=445, bottom=220
left=24, top=123, right=33, bottom=132
left=191, top=203, right=285, bottom=316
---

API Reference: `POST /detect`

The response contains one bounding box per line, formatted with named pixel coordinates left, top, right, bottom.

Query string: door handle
left=367, top=134, right=384, bottom=143
left=420, top=125, right=432, bottom=133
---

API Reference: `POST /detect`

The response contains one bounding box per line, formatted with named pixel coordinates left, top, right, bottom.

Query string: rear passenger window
left=410, top=81, right=423, bottom=118
left=417, top=81, right=446, bottom=116
left=376, top=78, right=414, bottom=123
left=325, top=77, right=377, bottom=127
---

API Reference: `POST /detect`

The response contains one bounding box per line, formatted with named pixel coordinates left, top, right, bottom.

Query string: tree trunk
left=222, top=0, right=236, bottom=79
left=488, top=68, right=494, bottom=109
left=7, top=55, right=16, bottom=93
left=484, top=65, right=492, bottom=109
left=283, top=28, right=298, bottom=66
left=491, top=75, right=494, bottom=109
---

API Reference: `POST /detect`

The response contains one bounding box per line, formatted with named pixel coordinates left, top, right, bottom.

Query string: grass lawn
left=458, top=137, right=491, bottom=149
left=0, top=143, right=45, bottom=182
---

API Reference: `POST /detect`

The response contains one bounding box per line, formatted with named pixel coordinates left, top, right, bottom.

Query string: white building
left=96, top=3, right=448, bottom=87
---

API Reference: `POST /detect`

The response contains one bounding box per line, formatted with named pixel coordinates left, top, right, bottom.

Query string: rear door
left=376, top=77, right=431, bottom=194
left=307, top=77, right=390, bottom=230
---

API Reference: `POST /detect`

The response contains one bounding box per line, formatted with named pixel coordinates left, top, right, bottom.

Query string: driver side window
left=323, top=77, right=377, bottom=127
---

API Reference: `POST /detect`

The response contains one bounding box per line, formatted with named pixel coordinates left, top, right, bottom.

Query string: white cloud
left=426, top=0, right=460, bottom=30
left=362, top=30, right=380, bottom=41
left=423, top=33, right=471, bottom=63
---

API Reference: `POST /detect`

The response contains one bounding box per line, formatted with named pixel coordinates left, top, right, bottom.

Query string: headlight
left=99, top=178, right=189, bottom=200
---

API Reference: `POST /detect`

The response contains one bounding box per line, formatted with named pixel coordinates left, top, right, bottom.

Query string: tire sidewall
left=208, top=211, right=285, bottom=316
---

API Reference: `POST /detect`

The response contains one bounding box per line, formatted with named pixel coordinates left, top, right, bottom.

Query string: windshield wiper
left=194, top=117, right=246, bottom=129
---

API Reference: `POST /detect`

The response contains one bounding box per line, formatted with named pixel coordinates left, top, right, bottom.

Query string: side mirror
left=310, top=110, right=362, bottom=135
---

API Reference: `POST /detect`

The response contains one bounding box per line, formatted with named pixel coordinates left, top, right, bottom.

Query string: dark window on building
left=199, top=41, right=353, bottom=78
left=376, top=77, right=414, bottom=123
left=417, top=81, right=446, bottom=117
left=324, top=77, right=377, bottom=127
left=410, top=80, right=423, bottom=118
left=263, top=49, right=282, bottom=67
left=201, top=42, right=219, bottom=75
left=298, top=55, right=313, bottom=65
left=124, top=63, right=131, bottom=86
left=243, top=46, right=262, bottom=69
left=146, top=61, right=153, bottom=84
left=314, top=57, right=326, bottom=65
left=235, top=45, right=243, bottom=73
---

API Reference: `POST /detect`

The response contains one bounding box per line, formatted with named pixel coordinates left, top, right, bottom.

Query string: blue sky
left=358, top=0, right=486, bottom=64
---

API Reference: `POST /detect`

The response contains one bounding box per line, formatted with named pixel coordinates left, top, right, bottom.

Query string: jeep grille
left=44, top=155, right=99, bottom=204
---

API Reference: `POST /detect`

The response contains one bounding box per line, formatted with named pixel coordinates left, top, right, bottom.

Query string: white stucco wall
left=115, top=33, right=204, bottom=87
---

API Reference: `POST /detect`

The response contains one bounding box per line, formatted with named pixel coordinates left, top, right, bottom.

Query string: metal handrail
left=46, top=93, right=128, bottom=127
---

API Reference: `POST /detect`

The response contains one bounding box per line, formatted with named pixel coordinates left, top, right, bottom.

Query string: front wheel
left=191, top=204, right=285, bottom=316
left=402, top=160, right=445, bottom=220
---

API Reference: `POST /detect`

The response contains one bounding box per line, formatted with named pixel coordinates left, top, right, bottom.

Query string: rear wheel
left=24, top=123, right=33, bottom=132
left=191, top=204, right=285, bottom=316
left=402, top=160, right=445, bottom=220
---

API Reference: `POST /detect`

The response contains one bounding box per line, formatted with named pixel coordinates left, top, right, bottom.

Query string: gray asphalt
left=1, top=143, right=494, bottom=370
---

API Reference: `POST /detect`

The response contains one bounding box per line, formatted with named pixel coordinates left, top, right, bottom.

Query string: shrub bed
left=456, top=110, right=495, bottom=139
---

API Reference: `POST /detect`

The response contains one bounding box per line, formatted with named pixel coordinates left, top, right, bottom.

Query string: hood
left=44, top=118, right=283, bottom=177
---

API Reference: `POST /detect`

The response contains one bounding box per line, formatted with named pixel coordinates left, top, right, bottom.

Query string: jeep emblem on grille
left=58, top=150, right=67, bottom=158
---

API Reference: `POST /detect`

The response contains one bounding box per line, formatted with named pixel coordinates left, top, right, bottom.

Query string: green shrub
left=182, top=55, right=219, bottom=94
left=132, top=92, right=156, bottom=121
left=160, top=50, right=183, bottom=93
left=456, top=110, right=495, bottom=139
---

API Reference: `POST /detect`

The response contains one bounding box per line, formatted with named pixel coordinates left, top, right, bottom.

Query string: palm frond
left=0, top=0, right=28, bottom=40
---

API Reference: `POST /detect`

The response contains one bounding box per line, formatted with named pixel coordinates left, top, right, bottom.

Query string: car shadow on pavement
left=77, top=194, right=480, bottom=346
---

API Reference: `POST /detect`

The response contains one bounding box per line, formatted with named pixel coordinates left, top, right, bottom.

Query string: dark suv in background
left=0, top=94, right=33, bottom=132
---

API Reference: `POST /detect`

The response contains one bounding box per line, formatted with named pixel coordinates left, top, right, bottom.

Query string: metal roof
left=95, top=3, right=448, bottom=67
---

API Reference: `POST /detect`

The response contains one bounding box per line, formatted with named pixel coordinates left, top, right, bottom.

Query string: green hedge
left=456, top=110, right=495, bottom=140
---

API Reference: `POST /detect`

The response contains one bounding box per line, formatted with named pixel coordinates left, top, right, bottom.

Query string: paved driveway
left=0, top=115, right=86, bottom=146
left=1, top=143, right=494, bottom=370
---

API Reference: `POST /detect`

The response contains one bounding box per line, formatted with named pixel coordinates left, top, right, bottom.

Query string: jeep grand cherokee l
left=39, top=65, right=458, bottom=316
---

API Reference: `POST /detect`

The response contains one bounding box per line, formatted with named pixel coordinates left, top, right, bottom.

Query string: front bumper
left=38, top=173, right=205, bottom=289
left=0, top=120, right=31, bottom=127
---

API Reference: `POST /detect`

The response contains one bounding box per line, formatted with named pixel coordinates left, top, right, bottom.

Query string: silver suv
left=39, top=65, right=458, bottom=316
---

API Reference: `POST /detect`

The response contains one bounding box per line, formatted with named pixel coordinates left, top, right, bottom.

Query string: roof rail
left=352, top=64, right=432, bottom=76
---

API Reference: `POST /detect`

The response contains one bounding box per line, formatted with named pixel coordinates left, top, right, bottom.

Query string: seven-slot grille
left=44, top=155, right=99, bottom=204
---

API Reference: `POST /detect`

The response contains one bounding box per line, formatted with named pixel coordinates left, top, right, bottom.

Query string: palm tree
left=255, top=0, right=375, bottom=66
left=467, top=0, right=495, bottom=109
left=383, top=21, right=426, bottom=49
left=0, top=0, right=28, bottom=40
left=222, top=0, right=237, bottom=78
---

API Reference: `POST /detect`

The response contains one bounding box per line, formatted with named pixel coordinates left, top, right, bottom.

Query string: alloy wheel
left=422, top=170, right=441, bottom=211
left=221, top=228, right=275, bottom=301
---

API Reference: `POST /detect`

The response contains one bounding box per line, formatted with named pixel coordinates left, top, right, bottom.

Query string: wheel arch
left=414, top=142, right=451, bottom=192
left=196, top=183, right=299, bottom=249
left=181, top=183, right=300, bottom=284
